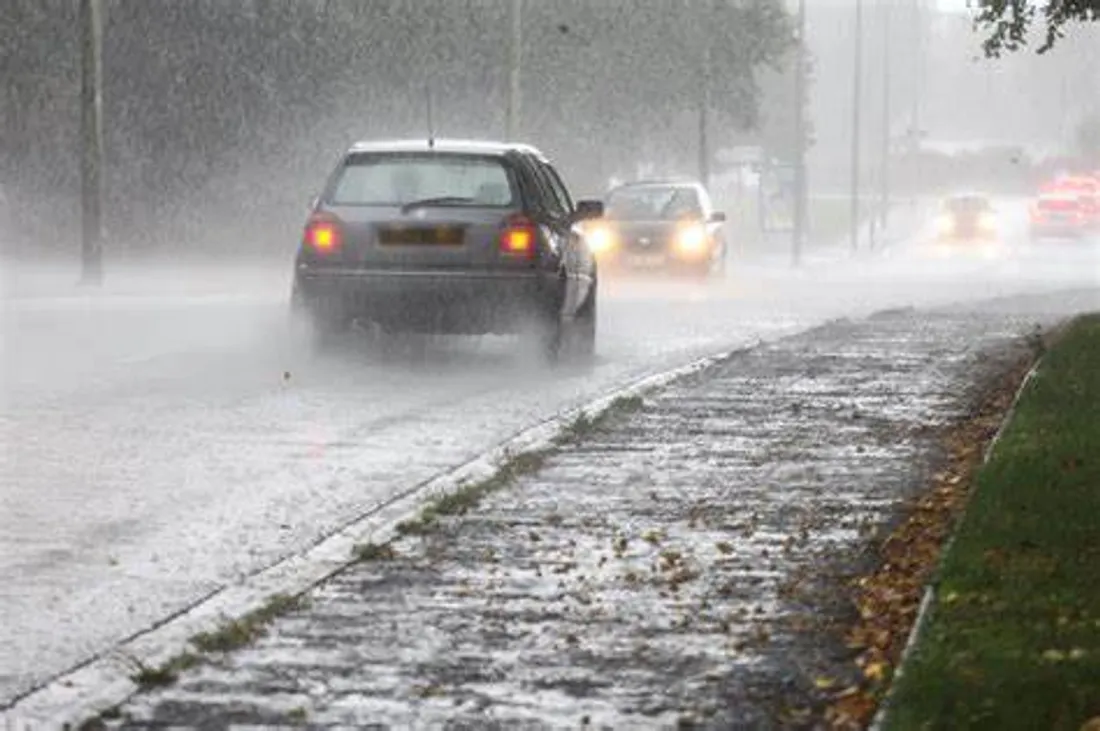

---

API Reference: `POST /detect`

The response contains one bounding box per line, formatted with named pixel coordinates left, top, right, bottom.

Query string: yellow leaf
left=1041, top=649, right=1066, bottom=662
left=865, top=661, right=889, bottom=682
left=814, top=676, right=836, bottom=689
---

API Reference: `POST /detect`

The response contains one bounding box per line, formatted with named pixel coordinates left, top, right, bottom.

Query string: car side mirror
left=709, top=211, right=727, bottom=223
left=573, top=199, right=604, bottom=221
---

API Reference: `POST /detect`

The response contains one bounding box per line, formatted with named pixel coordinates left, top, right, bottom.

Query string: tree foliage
left=973, top=0, right=1100, bottom=56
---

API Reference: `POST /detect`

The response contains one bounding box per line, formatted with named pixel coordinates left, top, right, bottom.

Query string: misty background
left=1, top=0, right=1097, bottom=261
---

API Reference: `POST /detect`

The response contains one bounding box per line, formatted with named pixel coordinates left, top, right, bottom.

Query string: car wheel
left=572, top=281, right=597, bottom=362
left=309, top=298, right=352, bottom=350
left=539, top=314, right=564, bottom=363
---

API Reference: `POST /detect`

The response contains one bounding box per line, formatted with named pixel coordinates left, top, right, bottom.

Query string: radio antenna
left=426, top=86, right=435, bottom=149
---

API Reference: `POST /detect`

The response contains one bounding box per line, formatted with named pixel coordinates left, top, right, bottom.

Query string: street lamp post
left=792, top=0, right=807, bottom=267
left=849, top=0, right=863, bottom=253
left=699, top=43, right=711, bottom=188
left=79, top=0, right=105, bottom=285
left=505, top=0, right=522, bottom=141
left=879, top=0, right=891, bottom=233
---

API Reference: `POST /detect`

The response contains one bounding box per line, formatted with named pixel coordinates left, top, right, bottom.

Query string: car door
left=516, top=153, right=583, bottom=316
left=533, top=158, right=593, bottom=315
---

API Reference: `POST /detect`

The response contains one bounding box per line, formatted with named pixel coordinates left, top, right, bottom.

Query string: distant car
left=581, top=180, right=727, bottom=277
left=291, top=139, right=604, bottom=361
left=1029, top=188, right=1090, bottom=241
left=1047, top=175, right=1100, bottom=230
left=934, top=193, right=1000, bottom=244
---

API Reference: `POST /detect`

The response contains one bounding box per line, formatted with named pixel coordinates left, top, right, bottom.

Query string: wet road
left=2, top=198, right=1098, bottom=705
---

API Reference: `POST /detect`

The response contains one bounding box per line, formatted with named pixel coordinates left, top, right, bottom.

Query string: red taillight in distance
left=500, top=215, right=537, bottom=259
left=304, top=214, right=343, bottom=255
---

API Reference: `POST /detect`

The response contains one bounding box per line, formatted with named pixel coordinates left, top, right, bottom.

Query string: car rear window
left=606, top=186, right=701, bottom=221
left=328, top=153, right=516, bottom=207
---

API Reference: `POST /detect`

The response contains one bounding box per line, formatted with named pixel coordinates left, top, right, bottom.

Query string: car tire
left=309, top=298, right=352, bottom=350
left=541, top=314, right=565, bottom=364
left=572, top=281, right=597, bottom=362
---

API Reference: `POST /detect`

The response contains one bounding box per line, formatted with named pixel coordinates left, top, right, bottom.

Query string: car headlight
left=677, top=224, right=708, bottom=253
left=584, top=225, right=615, bottom=255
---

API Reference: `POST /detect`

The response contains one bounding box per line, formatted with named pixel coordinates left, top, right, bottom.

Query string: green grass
left=883, top=315, right=1100, bottom=731
left=394, top=450, right=551, bottom=537
left=352, top=541, right=398, bottom=561
left=556, top=395, right=644, bottom=446
left=130, top=652, right=201, bottom=690
left=190, top=593, right=307, bottom=654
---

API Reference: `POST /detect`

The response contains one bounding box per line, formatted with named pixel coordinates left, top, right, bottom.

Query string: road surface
left=1, top=198, right=1098, bottom=706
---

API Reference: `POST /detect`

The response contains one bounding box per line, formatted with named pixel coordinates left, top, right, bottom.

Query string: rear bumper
left=293, top=266, right=558, bottom=334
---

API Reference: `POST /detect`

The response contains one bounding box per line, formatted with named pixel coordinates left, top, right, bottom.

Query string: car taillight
left=304, top=215, right=343, bottom=255
left=500, top=215, right=537, bottom=259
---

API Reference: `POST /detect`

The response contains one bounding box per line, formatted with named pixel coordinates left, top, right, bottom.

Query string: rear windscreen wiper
left=400, top=196, right=475, bottom=214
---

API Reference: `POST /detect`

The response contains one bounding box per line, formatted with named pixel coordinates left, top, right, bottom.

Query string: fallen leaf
left=864, top=661, right=889, bottom=682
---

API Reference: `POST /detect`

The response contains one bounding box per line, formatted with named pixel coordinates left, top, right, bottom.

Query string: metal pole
left=699, top=43, right=710, bottom=188
left=792, top=0, right=807, bottom=267
left=850, top=0, right=863, bottom=253
left=80, top=0, right=105, bottom=284
left=698, top=2, right=712, bottom=188
left=912, top=0, right=925, bottom=138
left=505, top=0, right=522, bottom=141
left=879, top=0, right=891, bottom=233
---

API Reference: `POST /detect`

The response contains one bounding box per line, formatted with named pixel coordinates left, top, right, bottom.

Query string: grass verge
left=882, top=314, right=1100, bottom=730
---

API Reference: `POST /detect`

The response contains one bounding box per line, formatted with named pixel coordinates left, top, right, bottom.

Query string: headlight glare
left=585, top=225, right=615, bottom=254
left=677, top=224, right=707, bottom=252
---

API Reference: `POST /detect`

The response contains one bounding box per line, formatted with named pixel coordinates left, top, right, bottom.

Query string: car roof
left=611, top=179, right=703, bottom=191
left=347, top=138, right=548, bottom=160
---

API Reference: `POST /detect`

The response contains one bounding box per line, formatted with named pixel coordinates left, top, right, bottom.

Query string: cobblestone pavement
left=108, top=307, right=1042, bottom=730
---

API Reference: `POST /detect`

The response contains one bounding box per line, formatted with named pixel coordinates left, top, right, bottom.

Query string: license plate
left=628, top=254, right=666, bottom=267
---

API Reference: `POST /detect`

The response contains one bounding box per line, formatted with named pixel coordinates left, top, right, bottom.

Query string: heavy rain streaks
left=2, top=0, right=1100, bottom=724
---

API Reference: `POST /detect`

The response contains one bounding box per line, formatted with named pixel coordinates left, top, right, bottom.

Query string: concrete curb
left=0, top=344, right=752, bottom=731
left=867, top=360, right=1041, bottom=731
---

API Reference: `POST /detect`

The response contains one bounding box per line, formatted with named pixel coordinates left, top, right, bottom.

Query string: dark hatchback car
left=291, top=139, right=604, bottom=360
left=581, top=180, right=727, bottom=277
